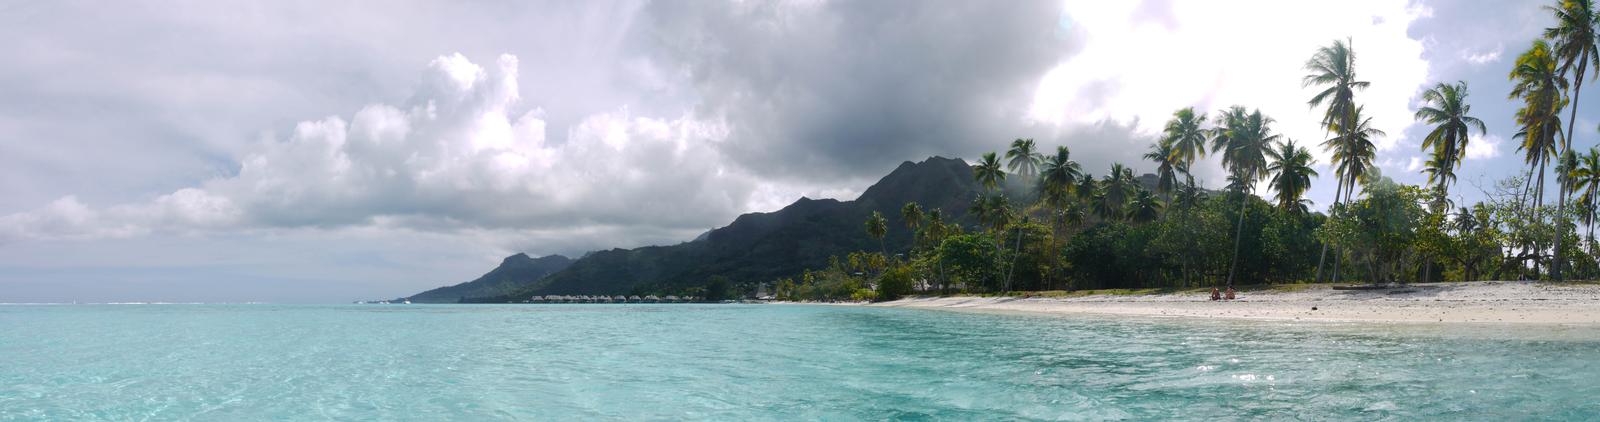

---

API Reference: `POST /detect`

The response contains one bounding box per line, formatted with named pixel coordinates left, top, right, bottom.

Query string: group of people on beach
left=1210, top=287, right=1235, bottom=301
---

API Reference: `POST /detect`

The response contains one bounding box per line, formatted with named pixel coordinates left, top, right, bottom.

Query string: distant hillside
left=408, top=253, right=572, bottom=303
left=461, top=156, right=983, bottom=300
left=448, top=156, right=1174, bottom=301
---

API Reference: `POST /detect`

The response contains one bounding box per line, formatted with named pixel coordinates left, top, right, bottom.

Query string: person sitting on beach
left=1210, top=288, right=1221, bottom=301
left=1225, top=287, right=1236, bottom=300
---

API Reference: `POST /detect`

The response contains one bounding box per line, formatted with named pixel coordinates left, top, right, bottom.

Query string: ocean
left=2, top=304, right=1598, bottom=420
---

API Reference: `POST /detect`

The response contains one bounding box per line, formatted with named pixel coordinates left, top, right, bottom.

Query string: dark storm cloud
left=637, top=0, right=1073, bottom=183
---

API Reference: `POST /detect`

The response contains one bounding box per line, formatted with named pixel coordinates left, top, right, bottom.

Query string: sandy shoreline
left=859, top=281, right=1600, bottom=325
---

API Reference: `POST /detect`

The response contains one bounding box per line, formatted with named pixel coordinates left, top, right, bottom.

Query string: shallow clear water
left=2, top=304, right=1599, bottom=420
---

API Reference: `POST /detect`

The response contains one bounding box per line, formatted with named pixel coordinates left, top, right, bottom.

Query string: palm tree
left=1544, top=0, right=1599, bottom=280
left=1039, top=146, right=1084, bottom=209
left=1039, top=145, right=1084, bottom=283
left=901, top=202, right=923, bottom=253
left=1126, top=189, right=1164, bottom=223
left=1573, top=147, right=1600, bottom=254
left=1005, top=139, right=1043, bottom=183
left=1305, top=37, right=1369, bottom=283
left=1511, top=39, right=1569, bottom=217
left=1212, top=106, right=1280, bottom=289
left=974, top=152, right=1007, bottom=192
left=1144, top=140, right=1181, bottom=197
left=1163, top=107, right=1210, bottom=178
left=1326, top=106, right=1385, bottom=199
left=865, top=211, right=888, bottom=258
left=1075, top=175, right=1099, bottom=202
left=1416, top=81, right=1488, bottom=197
left=1102, top=163, right=1136, bottom=215
left=1266, top=139, right=1319, bottom=213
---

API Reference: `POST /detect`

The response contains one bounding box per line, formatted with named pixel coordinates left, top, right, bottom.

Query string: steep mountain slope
left=407, top=253, right=572, bottom=303
left=476, top=156, right=985, bottom=299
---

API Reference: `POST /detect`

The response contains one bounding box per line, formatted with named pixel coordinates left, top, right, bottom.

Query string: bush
left=850, top=288, right=879, bottom=302
left=875, top=265, right=914, bottom=301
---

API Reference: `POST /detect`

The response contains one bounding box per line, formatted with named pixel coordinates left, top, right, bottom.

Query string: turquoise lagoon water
left=2, top=304, right=1599, bottom=420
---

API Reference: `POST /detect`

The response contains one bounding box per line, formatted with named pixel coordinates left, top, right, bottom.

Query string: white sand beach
left=868, top=281, right=1600, bottom=325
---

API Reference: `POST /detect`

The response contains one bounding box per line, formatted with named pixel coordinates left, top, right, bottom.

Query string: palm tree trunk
left=1004, top=223, right=1024, bottom=292
left=1226, top=189, right=1249, bottom=290
left=1314, top=175, right=1347, bottom=282
left=1537, top=158, right=1549, bottom=277
left=1554, top=59, right=1586, bottom=281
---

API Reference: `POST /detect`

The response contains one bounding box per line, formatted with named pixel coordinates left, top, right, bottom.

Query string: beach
left=868, top=281, right=1600, bottom=325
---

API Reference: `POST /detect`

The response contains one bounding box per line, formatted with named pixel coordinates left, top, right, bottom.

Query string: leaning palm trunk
left=1313, top=175, right=1347, bottom=283
left=1225, top=189, right=1249, bottom=290
left=1556, top=57, right=1589, bottom=281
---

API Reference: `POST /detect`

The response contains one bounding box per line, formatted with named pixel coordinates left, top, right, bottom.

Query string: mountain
left=462, top=156, right=984, bottom=301
left=442, top=155, right=1173, bottom=301
left=407, top=253, right=573, bottom=303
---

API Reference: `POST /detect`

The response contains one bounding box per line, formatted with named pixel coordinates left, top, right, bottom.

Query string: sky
left=0, top=0, right=1583, bottom=303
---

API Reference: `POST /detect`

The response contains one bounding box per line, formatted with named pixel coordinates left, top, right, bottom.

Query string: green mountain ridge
left=417, top=156, right=1168, bottom=302
left=407, top=253, right=573, bottom=303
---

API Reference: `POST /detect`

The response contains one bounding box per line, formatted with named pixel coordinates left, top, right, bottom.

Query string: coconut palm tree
left=1163, top=107, right=1210, bottom=179
left=1144, top=140, right=1181, bottom=197
left=1511, top=39, right=1569, bottom=217
left=1212, top=106, right=1280, bottom=289
left=1039, top=146, right=1083, bottom=209
left=1126, top=189, right=1164, bottom=223
left=1416, top=81, right=1488, bottom=198
left=1005, top=138, right=1043, bottom=182
left=901, top=202, right=923, bottom=253
left=1266, top=139, right=1319, bottom=213
left=1305, top=38, right=1368, bottom=283
left=1544, top=1, right=1598, bottom=280
left=865, top=211, right=888, bottom=257
left=1102, top=163, right=1136, bottom=213
left=1075, top=175, right=1099, bottom=202
left=974, top=152, right=1007, bottom=193
left=1573, top=147, right=1600, bottom=254
left=1305, top=38, right=1370, bottom=147
left=1326, top=106, right=1385, bottom=200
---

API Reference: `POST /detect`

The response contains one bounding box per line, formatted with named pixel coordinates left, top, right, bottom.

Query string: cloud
left=639, top=0, right=1071, bottom=183
left=1466, top=133, right=1503, bottom=160
left=1026, top=0, right=1432, bottom=163
left=0, top=54, right=810, bottom=252
left=1463, top=44, right=1504, bottom=65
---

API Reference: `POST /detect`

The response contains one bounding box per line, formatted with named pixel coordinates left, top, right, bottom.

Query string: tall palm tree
left=974, top=152, right=1007, bottom=192
left=1510, top=40, right=1569, bottom=225
left=1005, top=139, right=1043, bottom=182
left=1326, top=106, right=1385, bottom=199
left=1305, top=37, right=1369, bottom=283
left=1163, top=107, right=1210, bottom=180
left=1212, top=107, right=1280, bottom=289
left=1144, top=140, right=1181, bottom=197
left=901, top=202, right=923, bottom=253
left=865, top=211, right=888, bottom=258
left=1039, top=146, right=1084, bottom=209
left=1126, top=189, right=1164, bottom=223
left=1573, top=147, right=1600, bottom=254
left=1101, top=163, right=1136, bottom=218
left=1075, top=176, right=1099, bottom=203
left=1544, top=0, right=1599, bottom=280
left=1266, top=139, right=1319, bottom=213
left=1416, top=81, right=1488, bottom=198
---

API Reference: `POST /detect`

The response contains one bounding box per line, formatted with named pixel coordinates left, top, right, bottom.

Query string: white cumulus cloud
left=0, top=53, right=815, bottom=251
left=1026, top=0, right=1432, bottom=161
